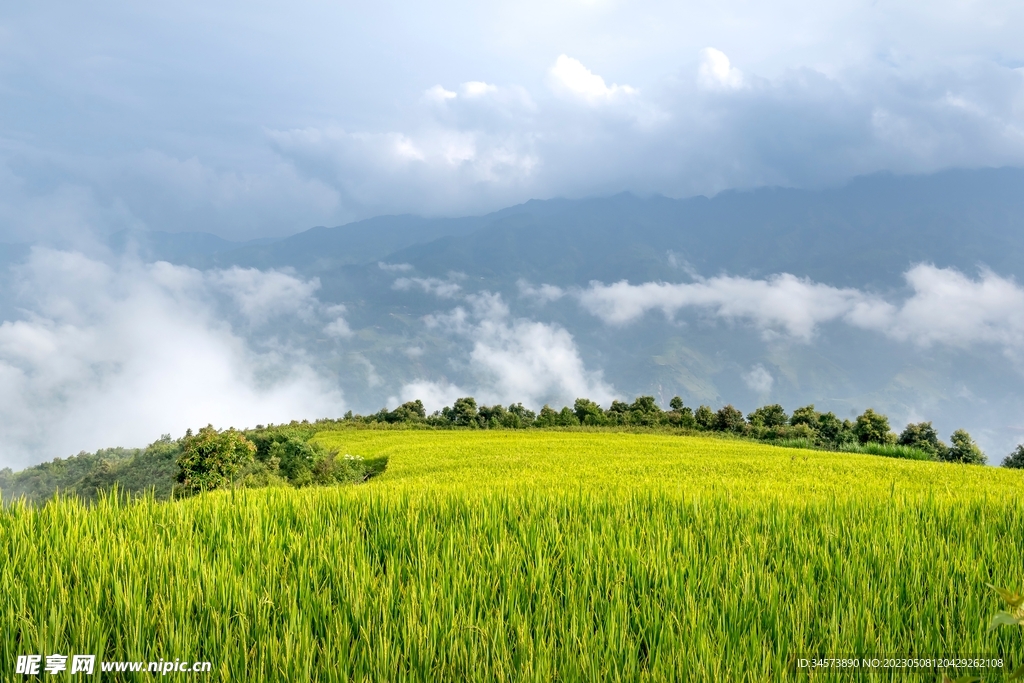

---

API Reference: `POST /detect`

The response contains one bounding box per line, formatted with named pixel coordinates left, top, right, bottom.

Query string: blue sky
left=2, top=0, right=1023, bottom=241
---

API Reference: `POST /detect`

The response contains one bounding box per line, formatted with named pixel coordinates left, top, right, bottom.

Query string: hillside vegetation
left=3, top=431, right=1023, bottom=681
left=5, top=394, right=1015, bottom=506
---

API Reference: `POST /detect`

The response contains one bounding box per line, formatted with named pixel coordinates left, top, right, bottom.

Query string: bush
left=747, top=404, right=788, bottom=428
left=574, top=398, right=606, bottom=426
left=854, top=409, right=894, bottom=445
left=694, top=405, right=715, bottom=430
left=442, top=397, right=479, bottom=427
left=944, top=429, right=986, bottom=465
left=714, top=405, right=746, bottom=433
left=176, top=426, right=256, bottom=494
left=897, top=422, right=946, bottom=460
left=1002, top=445, right=1024, bottom=469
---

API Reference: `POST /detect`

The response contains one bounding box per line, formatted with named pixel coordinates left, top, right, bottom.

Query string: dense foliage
left=351, top=395, right=995, bottom=464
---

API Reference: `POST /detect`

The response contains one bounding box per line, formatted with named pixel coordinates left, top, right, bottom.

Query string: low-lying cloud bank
left=0, top=249, right=347, bottom=469
left=576, top=264, right=1024, bottom=356
left=395, top=292, right=615, bottom=413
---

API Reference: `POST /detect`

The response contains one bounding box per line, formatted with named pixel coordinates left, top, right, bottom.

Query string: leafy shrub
left=747, top=404, right=788, bottom=428
left=1003, top=445, right=1024, bottom=469
left=853, top=409, right=895, bottom=445
left=713, top=405, right=746, bottom=433
left=944, top=429, right=986, bottom=465
left=897, top=422, right=946, bottom=460
left=175, top=426, right=256, bottom=495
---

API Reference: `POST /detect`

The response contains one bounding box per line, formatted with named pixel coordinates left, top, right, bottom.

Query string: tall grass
left=840, top=442, right=934, bottom=461
left=3, top=432, right=1023, bottom=681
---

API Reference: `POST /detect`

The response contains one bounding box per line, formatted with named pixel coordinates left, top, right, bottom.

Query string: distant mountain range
left=10, top=166, right=1024, bottom=460
left=110, top=167, right=1024, bottom=291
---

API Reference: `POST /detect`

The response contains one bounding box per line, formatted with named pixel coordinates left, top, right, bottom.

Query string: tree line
left=3, top=395, right=1022, bottom=504
left=356, top=395, right=1009, bottom=466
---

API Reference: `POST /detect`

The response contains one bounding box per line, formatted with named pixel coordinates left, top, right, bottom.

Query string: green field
left=4, top=430, right=1024, bottom=681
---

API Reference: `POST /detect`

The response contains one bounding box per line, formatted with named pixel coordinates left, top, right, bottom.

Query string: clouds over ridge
left=394, top=289, right=615, bottom=413
left=269, top=52, right=1024, bottom=220
left=575, top=264, right=1024, bottom=357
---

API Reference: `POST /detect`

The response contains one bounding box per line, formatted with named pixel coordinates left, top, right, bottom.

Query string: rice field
left=3, top=430, right=1024, bottom=681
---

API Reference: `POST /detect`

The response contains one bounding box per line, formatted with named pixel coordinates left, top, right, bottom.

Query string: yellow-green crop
left=3, top=430, right=1023, bottom=681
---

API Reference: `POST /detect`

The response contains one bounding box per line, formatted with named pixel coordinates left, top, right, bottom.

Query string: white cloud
left=324, top=316, right=353, bottom=338
left=396, top=379, right=466, bottom=414
left=698, top=48, right=744, bottom=90
left=462, top=81, right=498, bottom=98
left=578, top=273, right=866, bottom=340
left=207, top=267, right=321, bottom=325
left=0, top=249, right=347, bottom=469
left=393, top=276, right=463, bottom=298
left=848, top=265, right=1024, bottom=351
left=517, top=279, right=566, bottom=303
left=578, top=264, right=1024, bottom=359
left=378, top=261, right=414, bottom=272
left=423, top=85, right=458, bottom=104
left=401, top=291, right=615, bottom=410
left=742, top=364, right=774, bottom=394
left=548, top=54, right=638, bottom=103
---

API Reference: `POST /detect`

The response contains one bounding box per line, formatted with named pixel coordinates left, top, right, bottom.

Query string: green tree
left=534, top=405, right=559, bottom=427
left=557, top=406, right=580, bottom=426
left=714, top=405, right=746, bottom=433
left=605, top=400, right=631, bottom=425
left=388, top=400, right=426, bottom=423
left=897, top=422, right=947, bottom=460
left=669, top=396, right=684, bottom=411
left=816, top=412, right=854, bottom=447
left=573, top=398, right=606, bottom=426
left=506, top=403, right=535, bottom=428
left=790, top=405, right=819, bottom=428
left=478, top=404, right=508, bottom=428
left=442, top=397, right=479, bottom=427
left=176, top=426, right=256, bottom=494
left=747, top=404, right=789, bottom=428
left=945, top=429, right=986, bottom=465
left=628, top=396, right=663, bottom=426
left=853, top=409, right=894, bottom=444
left=1003, top=444, right=1024, bottom=469
left=694, top=405, right=715, bottom=430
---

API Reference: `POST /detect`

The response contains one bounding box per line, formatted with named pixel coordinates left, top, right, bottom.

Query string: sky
left=1, top=0, right=1023, bottom=242
left=2, top=1, right=1024, bottom=467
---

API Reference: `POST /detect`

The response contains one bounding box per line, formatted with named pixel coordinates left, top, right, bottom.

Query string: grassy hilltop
left=3, top=431, right=1024, bottom=681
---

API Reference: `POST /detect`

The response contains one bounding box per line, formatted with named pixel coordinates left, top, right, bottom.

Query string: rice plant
left=3, top=431, right=1022, bottom=681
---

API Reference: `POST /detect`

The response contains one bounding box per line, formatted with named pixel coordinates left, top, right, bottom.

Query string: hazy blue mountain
left=108, top=230, right=279, bottom=263
left=383, top=168, right=1024, bottom=289
left=11, top=167, right=1024, bottom=461
left=191, top=214, right=488, bottom=272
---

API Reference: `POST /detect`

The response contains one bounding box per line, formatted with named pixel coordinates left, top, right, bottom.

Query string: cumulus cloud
left=742, top=364, right=774, bottom=394
left=548, top=55, right=638, bottom=103
left=207, top=267, right=321, bottom=325
left=378, top=261, right=414, bottom=272
left=578, top=273, right=866, bottom=340
left=849, top=265, right=1024, bottom=351
left=462, top=81, right=498, bottom=98
left=577, top=264, right=1024, bottom=359
left=267, top=125, right=539, bottom=217
left=267, top=53, right=1024, bottom=221
left=0, top=249, right=348, bottom=469
left=393, top=275, right=464, bottom=298
left=698, top=48, right=744, bottom=90
left=423, top=85, right=458, bottom=104
left=400, top=291, right=615, bottom=411
left=517, top=279, right=566, bottom=303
